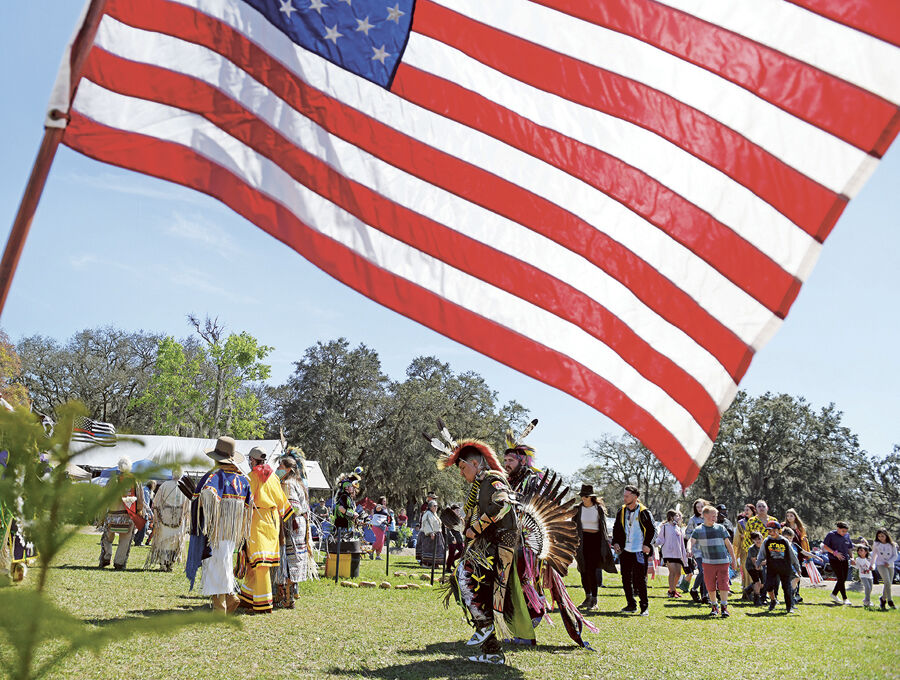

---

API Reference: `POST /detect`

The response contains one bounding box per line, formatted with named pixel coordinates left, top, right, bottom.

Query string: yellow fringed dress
left=239, top=465, right=294, bottom=611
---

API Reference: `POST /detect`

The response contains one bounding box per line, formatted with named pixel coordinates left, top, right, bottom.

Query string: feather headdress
left=517, top=470, right=581, bottom=577
left=503, top=418, right=539, bottom=467
left=335, top=466, right=363, bottom=489
left=423, top=419, right=504, bottom=473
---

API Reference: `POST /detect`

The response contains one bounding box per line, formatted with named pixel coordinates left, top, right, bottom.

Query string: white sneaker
left=842, top=599, right=851, bottom=606
left=466, top=625, right=494, bottom=646
left=830, top=594, right=842, bottom=605
left=467, top=653, right=505, bottom=665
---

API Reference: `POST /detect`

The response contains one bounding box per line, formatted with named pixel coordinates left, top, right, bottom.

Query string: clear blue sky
left=1, top=3, right=898, bottom=477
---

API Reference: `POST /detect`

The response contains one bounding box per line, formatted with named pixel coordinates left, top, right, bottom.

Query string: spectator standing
left=822, top=521, right=854, bottom=605
left=574, top=484, right=615, bottom=610
left=853, top=545, right=875, bottom=609
left=715, top=505, right=735, bottom=540
left=370, top=497, right=392, bottom=560
left=691, top=506, right=737, bottom=617
left=745, top=532, right=764, bottom=605
left=133, top=482, right=154, bottom=547
left=445, top=503, right=465, bottom=567
left=733, top=503, right=757, bottom=596
left=685, top=499, right=710, bottom=604
left=872, top=529, right=897, bottom=610
left=656, top=509, right=689, bottom=598
left=611, top=485, right=656, bottom=616
left=420, top=500, right=444, bottom=567
left=783, top=509, right=810, bottom=602
left=756, top=521, right=801, bottom=614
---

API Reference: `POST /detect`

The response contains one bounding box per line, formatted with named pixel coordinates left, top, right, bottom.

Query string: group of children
left=673, top=503, right=898, bottom=618
left=738, top=523, right=896, bottom=614
left=745, top=522, right=802, bottom=613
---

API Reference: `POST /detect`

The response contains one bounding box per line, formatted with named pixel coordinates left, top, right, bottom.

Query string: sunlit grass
left=7, top=533, right=899, bottom=679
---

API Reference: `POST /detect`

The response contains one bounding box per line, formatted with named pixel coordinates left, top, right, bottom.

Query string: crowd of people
left=573, top=490, right=898, bottom=618
left=98, top=437, right=317, bottom=613
left=91, top=428, right=897, bottom=667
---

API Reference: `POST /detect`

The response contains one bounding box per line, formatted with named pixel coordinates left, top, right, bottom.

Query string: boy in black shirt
left=755, top=521, right=801, bottom=614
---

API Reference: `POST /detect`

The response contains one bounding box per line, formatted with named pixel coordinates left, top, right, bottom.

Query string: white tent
left=70, top=435, right=330, bottom=490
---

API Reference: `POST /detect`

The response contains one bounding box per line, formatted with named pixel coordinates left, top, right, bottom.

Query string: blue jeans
left=691, top=557, right=708, bottom=597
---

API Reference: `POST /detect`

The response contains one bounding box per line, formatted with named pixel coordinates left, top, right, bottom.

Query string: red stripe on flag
left=392, top=63, right=802, bottom=318
left=98, top=0, right=756, bottom=381
left=786, top=0, right=900, bottom=49
left=81, top=46, right=724, bottom=437
left=530, top=0, right=900, bottom=158
left=62, top=110, right=705, bottom=485
left=412, top=0, right=841, bottom=241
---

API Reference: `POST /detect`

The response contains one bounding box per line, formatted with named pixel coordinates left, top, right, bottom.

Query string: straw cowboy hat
left=206, top=436, right=244, bottom=465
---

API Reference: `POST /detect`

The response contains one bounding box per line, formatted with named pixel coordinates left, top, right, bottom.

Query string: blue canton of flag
left=242, top=0, right=415, bottom=87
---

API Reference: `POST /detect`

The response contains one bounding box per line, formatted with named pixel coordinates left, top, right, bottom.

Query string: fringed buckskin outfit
left=276, top=475, right=316, bottom=586
left=427, top=427, right=535, bottom=665
left=99, top=472, right=144, bottom=570
left=144, top=478, right=189, bottom=571
left=185, top=438, right=252, bottom=614
left=239, top=462, right=294, bottom=612
left=456, top=464, right=534, bottom=648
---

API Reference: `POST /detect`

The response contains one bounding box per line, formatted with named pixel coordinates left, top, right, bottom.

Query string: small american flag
left=71, top=416, right=117, bottom=447
left=50, top=0, right=900, bottom=485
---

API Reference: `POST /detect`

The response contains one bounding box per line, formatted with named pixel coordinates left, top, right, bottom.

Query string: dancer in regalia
left=427, top=423, right=534, bottom=665
left=144, top=477, right=189, bottom=571
left=332, top=468, right=363, bottom=533
left=239, top=447, right=294, bottom=613
left=502, top=420, right=598, bottom=649
left=274, top=448, right=317, bottom=609
left=184, top=436, right=252, bottom=614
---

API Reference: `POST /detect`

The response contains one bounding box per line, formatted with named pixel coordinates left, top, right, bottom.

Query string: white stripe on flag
left=403, top=32, right=821, bottom=279
left=71, top=78, right=716, bottom=466
left=428, top=0, right=871, bottom=195
left=92, top=16, right=737, bottom=409
left=112, top=5, right=780, bottom=351
left=653, top=0, right=900, bottom=108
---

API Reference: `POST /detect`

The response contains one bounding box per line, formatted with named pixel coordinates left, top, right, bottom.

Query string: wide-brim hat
left=206, top=436, right=244, bottom=465
left=579, top=484, right=595, bottom=497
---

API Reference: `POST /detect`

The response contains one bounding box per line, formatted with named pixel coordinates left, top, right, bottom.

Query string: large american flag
left=53, top=0, right=900, bottom=485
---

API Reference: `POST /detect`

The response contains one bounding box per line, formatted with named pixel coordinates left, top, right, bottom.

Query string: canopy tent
left=70, top=435, right=330, bottom=490
left=65, top=463, right=91, bottom=480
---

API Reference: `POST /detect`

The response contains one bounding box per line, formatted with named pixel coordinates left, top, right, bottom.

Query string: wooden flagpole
left=0, top=0, right=108, bottom=319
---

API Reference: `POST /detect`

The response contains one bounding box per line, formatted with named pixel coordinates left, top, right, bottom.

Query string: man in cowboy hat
left=238, top=446, right=293, bottom=613
left=185, top=436, right=252, bottom=614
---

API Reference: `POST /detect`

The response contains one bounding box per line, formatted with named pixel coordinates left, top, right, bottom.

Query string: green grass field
left=9, top=533, right=900, bottom=680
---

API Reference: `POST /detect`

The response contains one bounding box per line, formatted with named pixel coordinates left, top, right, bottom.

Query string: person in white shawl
left=274, top=451, right=317, bottom=608
left=144, top=478, right=189, bottom=571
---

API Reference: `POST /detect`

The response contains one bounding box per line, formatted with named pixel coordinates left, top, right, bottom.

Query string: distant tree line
left=574, top=391, right=899, bottom=539
left=1, top=323, right=528, bottom=513
left=3, top=323, right=895, bottom=531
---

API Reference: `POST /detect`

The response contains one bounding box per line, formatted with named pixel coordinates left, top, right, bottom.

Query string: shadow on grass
left=743, top=609, right=795, bottom=617
left=327, top=642, right=527, bottom=679
left=52, top=564, right=147, bottom=573
left=325, top=660, right=525, bottom=679
left=582, top=610, right=632, bottom=618
left=88, top=604, right=210, bottom=626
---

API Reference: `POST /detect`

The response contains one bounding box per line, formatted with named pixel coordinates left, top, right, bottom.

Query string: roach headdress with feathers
left=423, top=419, right=504, bottom=474
left=503, top=418, right=539, bottom=468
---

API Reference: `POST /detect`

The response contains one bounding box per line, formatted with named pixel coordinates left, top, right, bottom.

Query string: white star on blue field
left=252, top=0, right=415, bottom=87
